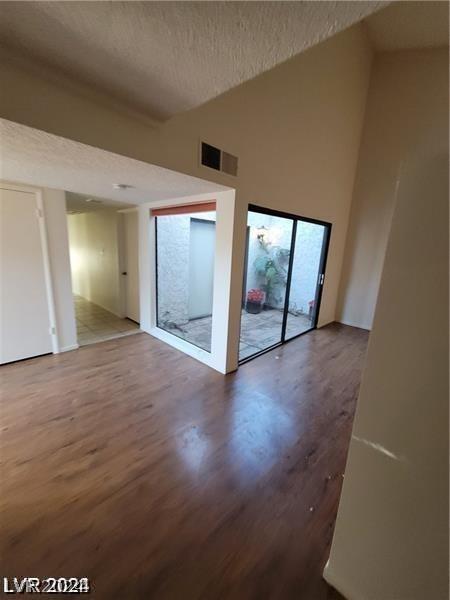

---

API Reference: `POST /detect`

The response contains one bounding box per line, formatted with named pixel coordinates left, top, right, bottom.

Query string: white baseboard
left=59, top=343, right=79, bottom=353
left=148, top=326, right=226, bottom=374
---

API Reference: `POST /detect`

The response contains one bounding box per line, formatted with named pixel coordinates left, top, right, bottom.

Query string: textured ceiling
left=0, top=1, right=386, bottom=121
left=0, top=119, right=230, bottom=204
left=65, top=192, right=133, bottom=214
left=366, top=1, right=449, bottom=50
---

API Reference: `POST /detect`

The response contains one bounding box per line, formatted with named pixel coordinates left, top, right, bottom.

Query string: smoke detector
left=113, top=183, right=133, bottom=190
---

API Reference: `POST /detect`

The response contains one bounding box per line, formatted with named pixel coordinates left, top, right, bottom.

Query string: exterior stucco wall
left=156, top=211, right=216, bottom=326
left=156, top=215, right=191, bottom=326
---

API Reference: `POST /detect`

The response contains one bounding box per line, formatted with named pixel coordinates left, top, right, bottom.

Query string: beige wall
left=68, top=209, right=122, bottom=316
left=327, top=47, right=449, bottom=598
left=325, top=147, right=449, bottom=599
left=337, top=48, right=449, bottom=329
left=0, top=25, right=373, bottom=333
left=0, top=48, right=160, bottom=165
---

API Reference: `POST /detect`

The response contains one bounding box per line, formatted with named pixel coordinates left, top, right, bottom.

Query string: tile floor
left=74, top=295, right=140, bottom=346
left=160, top=308, right=312, bottom=358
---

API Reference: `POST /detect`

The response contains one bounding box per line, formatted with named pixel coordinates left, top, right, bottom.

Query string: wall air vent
left=200, top=141, right=238, bottom=176
left=221, top=151, right=238, bottom=176
left=201, top=142, right=221, bottom=171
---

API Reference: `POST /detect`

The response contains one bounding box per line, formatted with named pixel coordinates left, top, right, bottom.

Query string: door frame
left=239, top=203, right=332, bottom=364
left=118, top=207, right=140, bottom=323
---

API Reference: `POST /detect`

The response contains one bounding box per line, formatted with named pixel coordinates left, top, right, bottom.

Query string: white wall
left=68, top=208, right=122, bottom=316
left=337, top=48, right=449, bottom=329
left=43, top=188, right=77, bottom=351
left=325, top=149, right=449, bottom=600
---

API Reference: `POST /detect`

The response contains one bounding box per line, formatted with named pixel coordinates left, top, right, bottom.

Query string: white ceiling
left=0, top=1, right=387, bottom=121
left=0, top=119, right=230, bottom=204
left=366, top=1, right=449, bottom=50
left=65, top=192, right=133, bottom=214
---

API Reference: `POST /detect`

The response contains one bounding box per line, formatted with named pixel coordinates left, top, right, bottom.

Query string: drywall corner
left=326, top=150, right=449, bottom=600
left=323, top=560, right=358, bottom=600
left=43, top=189, right=77, bottom=352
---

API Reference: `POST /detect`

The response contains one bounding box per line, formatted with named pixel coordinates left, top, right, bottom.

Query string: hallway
left=74, top=295, right=139, bottom=346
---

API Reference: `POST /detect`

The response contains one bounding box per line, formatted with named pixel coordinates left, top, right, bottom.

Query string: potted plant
left=246, top=289, right=265, bottom=314
left=253, top=248, right=289, bottom=308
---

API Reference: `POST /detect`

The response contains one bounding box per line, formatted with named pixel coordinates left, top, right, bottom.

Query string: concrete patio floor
left=238, top=308, right=312, bottom=359
left=161, top=309, right=312, bottom=358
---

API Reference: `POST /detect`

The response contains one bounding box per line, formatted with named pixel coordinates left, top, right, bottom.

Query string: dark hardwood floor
left=1, top=323, right=368, bottom=599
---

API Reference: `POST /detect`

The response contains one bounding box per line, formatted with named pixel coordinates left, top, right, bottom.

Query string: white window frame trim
left=138, top=189, right=236, bottom=374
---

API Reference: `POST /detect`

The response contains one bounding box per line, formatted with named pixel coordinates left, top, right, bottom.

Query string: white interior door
left=123, top=211, right=140, bottom=323
left=188, top=219, right=215, bottom=319
left=0, top=187, right=53, bottom=363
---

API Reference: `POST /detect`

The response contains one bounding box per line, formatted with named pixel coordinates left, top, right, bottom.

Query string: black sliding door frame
left=280, top=218, right=297, bottom=342
left=239, top=204, right=332, bottom=364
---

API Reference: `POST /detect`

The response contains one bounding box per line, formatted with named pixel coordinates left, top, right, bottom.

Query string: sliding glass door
left=239, top=211, right=293, bottom=360
left=239, top=205, right=330, bottom=362
left=285, top=220, right=328, bottom=340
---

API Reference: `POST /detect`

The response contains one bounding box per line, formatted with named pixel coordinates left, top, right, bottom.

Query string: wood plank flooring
left=0, top=323, right=368, bottom=599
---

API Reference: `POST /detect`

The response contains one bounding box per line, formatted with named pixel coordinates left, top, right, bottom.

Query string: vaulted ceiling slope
left=0, top=1, right=387, bottom=121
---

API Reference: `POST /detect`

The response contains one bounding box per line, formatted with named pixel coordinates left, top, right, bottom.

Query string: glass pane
left=239, top=210, right=293, bottom=361
left=285, top=221, right=326, bottom=340
left=156, top=211, right=216, bottom=352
